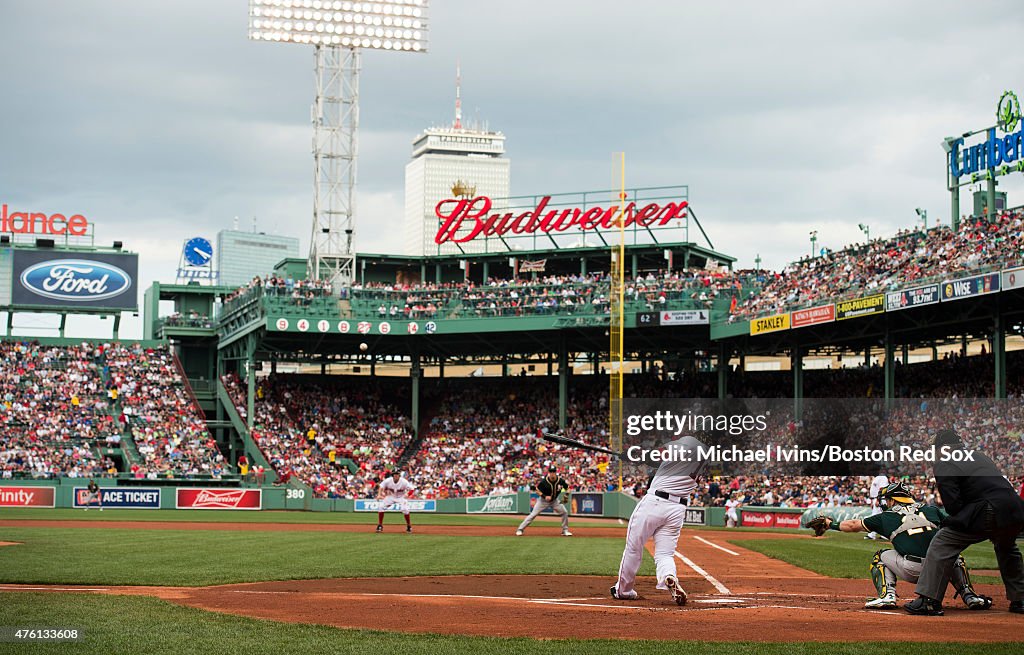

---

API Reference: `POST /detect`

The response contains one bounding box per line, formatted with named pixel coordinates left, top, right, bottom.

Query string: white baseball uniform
left=725, top=498, right=740, bottom=527
left=866, top=474, right=889, bottom=539
left=378, top=476, right=414, bottom=514
left=614, top=436, right=707, bottom=598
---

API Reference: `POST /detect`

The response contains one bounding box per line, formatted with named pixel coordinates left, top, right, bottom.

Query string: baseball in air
left=359, top=342, right=368, bottom=352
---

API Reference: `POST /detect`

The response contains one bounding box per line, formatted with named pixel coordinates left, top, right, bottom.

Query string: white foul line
left=692, top=535, right=740, bottom=556
left=674, top=550, right=731, bottom=595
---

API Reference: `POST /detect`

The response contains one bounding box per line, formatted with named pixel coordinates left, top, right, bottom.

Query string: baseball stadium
left=3, top=3, right=1024, bottom=655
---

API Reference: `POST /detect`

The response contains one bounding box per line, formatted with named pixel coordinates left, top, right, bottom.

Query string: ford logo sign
left=20, top=259, right=132, bottom=302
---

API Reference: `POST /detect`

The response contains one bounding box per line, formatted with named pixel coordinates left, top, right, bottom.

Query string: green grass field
left=731, top=532, right=1005, bottom=584
left=1, top=510, right=1020, bottom=653
left=0, top=507, right=595, bottom=527
left=1, top=592, right=1019, bottom=655
left=0, top=526, right=650, bottom=586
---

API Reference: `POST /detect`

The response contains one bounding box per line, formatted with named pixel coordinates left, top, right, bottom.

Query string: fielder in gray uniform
left=516, top=467, right=572, bottom=536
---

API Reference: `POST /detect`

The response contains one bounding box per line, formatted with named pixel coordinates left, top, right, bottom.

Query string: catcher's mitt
left=807, top=515, right=832, bottom=537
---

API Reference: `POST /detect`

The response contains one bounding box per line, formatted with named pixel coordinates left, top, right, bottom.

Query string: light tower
left=248, top=0, right=430, bottom=289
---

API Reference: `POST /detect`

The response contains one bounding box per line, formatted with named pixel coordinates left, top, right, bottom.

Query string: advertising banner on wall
left=1003, top=266, right=1024, bottom=291
left=791, top=304, right=835, bottom=328
left=73, top=487, right=160, bottom=509
left=176, top=488, right=261, bottom=510
left=0, top=486, right=55, bottom=507
left=11, top=249, right=139, bottom=310
left=836, top=294, right=885, bottom=320
left=466, top=494, right=518, bottom=514
left=749, top=313, right=790, bottom=335
left=354, top=499, right=436, bottom=512
left=683, top=507, right=707, bottom=526
left=941, top=273, right=1000, bottom=301
left=886, top=284, right=941, bottom=311
left=569, top=492, right=604, bottom=516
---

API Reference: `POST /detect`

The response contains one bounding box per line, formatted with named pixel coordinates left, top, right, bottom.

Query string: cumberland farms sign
left=433, top=195, right=689, bottom=245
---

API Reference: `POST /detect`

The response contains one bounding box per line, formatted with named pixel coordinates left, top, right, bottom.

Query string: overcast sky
left=2, top=0, right=1023, bottom=337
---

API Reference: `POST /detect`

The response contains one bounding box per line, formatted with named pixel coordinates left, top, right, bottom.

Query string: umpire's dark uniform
left=914, top=430, right=1024, bottom=611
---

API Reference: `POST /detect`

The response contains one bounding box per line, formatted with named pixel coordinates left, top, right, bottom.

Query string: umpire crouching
left=516, top=467, right=572, bottom=537
left=906, top=429, right=1024, bottom=615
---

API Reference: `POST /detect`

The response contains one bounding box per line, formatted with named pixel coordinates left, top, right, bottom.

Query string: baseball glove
left=807, top=515, right=832, bottom=537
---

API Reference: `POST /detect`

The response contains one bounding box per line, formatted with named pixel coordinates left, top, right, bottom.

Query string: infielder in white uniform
left=866, top=474, right=889, bottom=540
left=611, top=435, right=707, bottom=606
left=725, top=494, right=740, bottom=528
left=376, top=470, right=415, bottom=533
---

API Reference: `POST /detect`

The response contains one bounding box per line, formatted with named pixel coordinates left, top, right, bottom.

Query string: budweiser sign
left=176, top=488, right=261, bottom=510
left=434, top=195, right=689, bottom=245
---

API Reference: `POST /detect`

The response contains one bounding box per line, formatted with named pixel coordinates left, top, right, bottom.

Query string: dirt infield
left=1, top=522, right=1020, bottom=642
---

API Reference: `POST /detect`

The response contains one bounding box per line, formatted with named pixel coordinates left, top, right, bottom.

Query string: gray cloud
left=1, top=0, right=1023, bottom=337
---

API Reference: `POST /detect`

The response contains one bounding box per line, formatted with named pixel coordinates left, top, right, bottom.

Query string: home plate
left=693, top=598, right=751, bottom=604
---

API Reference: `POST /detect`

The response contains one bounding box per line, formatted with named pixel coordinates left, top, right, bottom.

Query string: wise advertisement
left=749, top=312, right=790, bottom=335
left=11, top=249, right=139, bottom=310
left=354, top=499, right=436, bottom=512
left=886, top=284, right=941, bottom=311
left=941, top=273, right=1000, bottom=301
left=73, top=487, right=160, bottom=509
left=836, top=294, right=885, bottom=320
left=467, top=493, right=518, bottom=514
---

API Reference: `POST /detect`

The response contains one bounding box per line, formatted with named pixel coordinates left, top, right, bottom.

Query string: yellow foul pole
left=609, top=153, right=626, bottom=490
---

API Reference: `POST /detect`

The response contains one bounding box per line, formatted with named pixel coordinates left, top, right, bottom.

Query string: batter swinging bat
left=537, top=428, right=623, bottom=458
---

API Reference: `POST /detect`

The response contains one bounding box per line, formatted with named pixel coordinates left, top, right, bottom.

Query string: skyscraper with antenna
left=403, top=63, right=510, bottom=256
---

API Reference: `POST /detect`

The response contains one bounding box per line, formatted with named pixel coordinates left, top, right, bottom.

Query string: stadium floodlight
left=247, top=0, right=430, bottom=289
left=858, top=223, right=870, bottom=241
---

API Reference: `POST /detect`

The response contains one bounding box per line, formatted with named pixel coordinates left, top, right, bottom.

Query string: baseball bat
left=536, top=429, right=623, bottom=458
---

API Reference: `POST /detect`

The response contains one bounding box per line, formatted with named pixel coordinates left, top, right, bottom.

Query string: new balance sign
left=176, top=488, right=261, bottom=510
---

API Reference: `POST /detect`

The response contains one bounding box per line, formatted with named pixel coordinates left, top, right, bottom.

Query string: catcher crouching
left=807, top=481, right=992, bottom=610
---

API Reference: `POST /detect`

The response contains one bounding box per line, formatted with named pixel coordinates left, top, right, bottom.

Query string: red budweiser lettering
left=177, top=488, right=261, bottom=510
left=1, top=204, right=89, bottom=236
left=434, top=195, right=688, bottom=245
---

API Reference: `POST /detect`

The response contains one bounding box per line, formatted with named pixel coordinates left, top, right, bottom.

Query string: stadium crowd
left=347, top=268, right=748, bottom=320
left=0, top=341, right=227, bottom=479
left=222, top=373, right=412, bottom=498
left=217, top=347, right=1024, bottom=503
left=0, top=341, right=116, bottom=479
left=105, top=343, right=229, bottom=479
left=735, top=208, right=1024, bottom=318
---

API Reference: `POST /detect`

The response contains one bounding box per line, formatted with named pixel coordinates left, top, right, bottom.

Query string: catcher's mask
left=879, top=480, right=916, bottom=509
